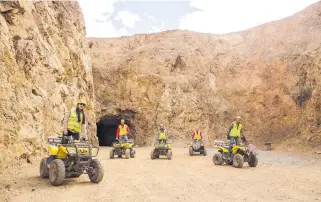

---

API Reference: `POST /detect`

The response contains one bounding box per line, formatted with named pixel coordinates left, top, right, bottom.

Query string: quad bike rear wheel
left=233, top=153, right=244, bottom=168
left=109, top=149, right=114, bottom=159
left=49, top=159, right=65, bottom=186
left=167, top=149, right=172, bottom=160
left=213, top=153, right=224, bottom=165
left=189, top=147, right=193, bottom=156
left=88, top=160, right=104, bottom=183
left=125, top=149, right=130, bottom=159
left=203, top=148, right=207, bottom=156
left=130, top=150, right=135, bottom=158
left=248, top=155, right=258, bottom=167
left=150, top=149, right=155, bottom=159
left=118, top=155, right=122, bottom=158
left=40, top=157, right=49, bottom=178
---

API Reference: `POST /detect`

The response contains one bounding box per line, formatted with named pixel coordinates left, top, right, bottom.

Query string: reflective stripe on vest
left=67, top=107, right=82, bottom=133
left=193, top=131, right=201, bottom=140
left=119, top=124, right=128, bottom=136
left=158, top=132, right=167, bottom=140
left=229, top=123, right=242, bottom=137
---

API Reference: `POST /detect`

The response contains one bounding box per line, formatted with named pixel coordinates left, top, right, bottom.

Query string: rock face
left=90, top=2, right=321, bottom=150
left=0, top=1, right=95, bottom=166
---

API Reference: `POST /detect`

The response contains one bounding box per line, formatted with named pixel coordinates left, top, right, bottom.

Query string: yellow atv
left=189, top=139, right=207, bottom=156
left=212, top=139, right=258, bottom=168
left=150, top=139, right=172, bottom=160
left=39, top=136, right=104, bottom=186
left=110, top=139, right=136, bottom=159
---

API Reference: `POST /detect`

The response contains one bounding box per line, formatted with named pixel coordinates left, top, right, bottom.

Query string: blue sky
left=79, top=0, right=319, bottom=38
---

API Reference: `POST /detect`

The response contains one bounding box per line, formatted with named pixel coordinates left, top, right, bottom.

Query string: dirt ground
left=0, top=147, right=321, bottom=202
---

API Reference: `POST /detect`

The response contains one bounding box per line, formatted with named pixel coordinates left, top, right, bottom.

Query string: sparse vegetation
left=290, top=85, right=313, bottom=106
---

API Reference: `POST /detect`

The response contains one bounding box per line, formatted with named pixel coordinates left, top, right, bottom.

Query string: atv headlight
left=66, top=147, right=76, bottom=156
left=92, top=147, right=99, bottom=157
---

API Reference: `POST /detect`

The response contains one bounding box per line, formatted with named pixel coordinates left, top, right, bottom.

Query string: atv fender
left=48, top=145, right=58, bottom=155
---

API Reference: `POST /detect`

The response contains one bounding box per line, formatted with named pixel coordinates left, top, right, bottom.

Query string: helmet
left=77, top=99, right=87, bottom=105
left=236, top=116, right=241, bottom=120
left=121, top=119, right=125, bottom=123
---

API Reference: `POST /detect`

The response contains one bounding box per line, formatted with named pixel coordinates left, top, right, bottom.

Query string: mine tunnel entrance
left=97, top=111, right=136, bottom=146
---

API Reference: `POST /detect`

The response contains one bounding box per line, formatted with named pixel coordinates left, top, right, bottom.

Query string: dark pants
left=66, top=130, right=80, bottom=140
left=229, top=136, right=240, bottom=153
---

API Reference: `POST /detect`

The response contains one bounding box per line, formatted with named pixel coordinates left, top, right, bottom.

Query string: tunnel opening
left=97, top=110, right=136, bottom=146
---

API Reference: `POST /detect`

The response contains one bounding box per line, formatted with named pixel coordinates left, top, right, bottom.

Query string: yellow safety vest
left=158, top=132, right=167, bottom=140
left=118, top=124, right=128, bottom=136
left=229, top=123, right=242, bottom=137
left=67, top=107, right=82, bottom=133
left=193, top=131, right=201, bottom=140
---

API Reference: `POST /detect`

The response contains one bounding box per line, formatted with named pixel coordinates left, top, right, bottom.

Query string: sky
left=79, top=0, right=320, bottom=38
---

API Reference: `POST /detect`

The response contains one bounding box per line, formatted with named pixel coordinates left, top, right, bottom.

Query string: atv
left=110, top=139, right=136, bottom=159
left=212, top=138, right=258, bottom=168
left=39, top=136, right=104, bottom=186
left=189, top=139, right=207, bottom=156
left=150, top=139, right=172, bottom=160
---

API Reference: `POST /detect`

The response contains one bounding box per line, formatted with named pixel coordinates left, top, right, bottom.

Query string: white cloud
left=144, top=13, right=156, bottom=20
left=79, top=0, right=319, bottom=37
left=114, top=10, right=141, bottom=28
left=79, top=0, right=127, bottom=37
left=179, top=0, right=320, bottom=34
left=148, top=21, right=165, bottom=33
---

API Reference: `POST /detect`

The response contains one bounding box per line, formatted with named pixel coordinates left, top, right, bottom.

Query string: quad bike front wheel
left=213, top=153, right=224, bottom=165
left=189, top=147, right=193, bottom=156
left=233, top=153, right=244, bottom=168
left=109, top=149, right=114, bottom=159
left=88, top=160, right=104, bottom=183
left=125, top=149, right=130, bottom=159
left=49, top=159, right=65, bottom=186
left=167, top=149, right=172, bottom=160
left=248, top=155, right=258, bottom=167
left=40, top=157, right=49, bottom=178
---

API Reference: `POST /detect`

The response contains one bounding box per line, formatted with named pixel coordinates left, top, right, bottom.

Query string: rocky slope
left=0, top=1, right=95, bottom=166
left=90, top=2, right=321, bottom=150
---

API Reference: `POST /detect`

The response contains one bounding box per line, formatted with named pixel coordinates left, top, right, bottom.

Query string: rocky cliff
left=0, top=1, right=95, bottom=166
left=90, top=2, right=321, bottom=151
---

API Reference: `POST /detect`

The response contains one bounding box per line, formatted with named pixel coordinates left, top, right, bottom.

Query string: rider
left=227, top=116, right=244, bottom=153
left=192, top=128, right=203, bottom=141
left=157, top=124, right=168, bottom=143
left=63, top=99, right=88, bottom=141
left=116, top=119, right=130, bottom=141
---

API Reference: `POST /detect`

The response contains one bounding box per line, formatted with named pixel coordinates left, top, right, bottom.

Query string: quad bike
left=212, top=137, right=258, bottom=168
left=189, top=139, right=207, bottom=156
left=110, top=139, right=136, bottom=159
left=150, top=139, right=172, bottom=160
left=39, top=136, right=104, bottom=186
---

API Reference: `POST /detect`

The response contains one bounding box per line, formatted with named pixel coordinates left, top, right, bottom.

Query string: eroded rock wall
left=0, top=1, right=95, bottom=165
left=90, top=2, right=321, bottom=150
